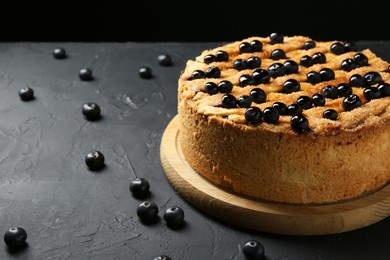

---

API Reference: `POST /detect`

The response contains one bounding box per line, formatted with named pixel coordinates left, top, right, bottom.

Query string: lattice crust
left=178, top=35, right=390, bottom=135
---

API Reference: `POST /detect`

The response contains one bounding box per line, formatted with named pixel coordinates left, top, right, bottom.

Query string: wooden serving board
left=160, top=115, right=390, bottom=235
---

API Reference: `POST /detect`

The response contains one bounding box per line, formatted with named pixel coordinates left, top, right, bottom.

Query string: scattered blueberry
left=322, top=85, right=339, bottom=99
left=262, top=107, right=279, bottom=124
left=250, top=88, right=267, bottom=103
left=330, top=41, right=345, bottom=55
left=364, top=71, right=382, bottom=85
left=252, top=69, right=270, bottom=84
left=79, top=67, right=93, bottom=81
left=233, top=59, right=248, bottom=71
left=239, top=74, right=255, bottom=87
left=129, top=177, right=150, bottom=198
left=204, top=54, right=217, bottom=64
left=239, top=42, right=252, bottom=53
left=341, top=58, right=357, bottom=72
left=245, top=107, right=262, bottom=125
left=307, top=71, right=322, bottom=84
left=137, top=201, right=159, bottom=223
left=218, top=80, right=233, bottom=93
left=342, top=94, right=362, bottom=111
left=250, top=40, right=263, bottom=52
left=349, top=74, right=367, bottom=88
left=354, top=53, right=368, bottom=67
left=287, top=103, right=303, bottom=116
left=158, top=54, right=173, bottom=66
left=85, top=150, right=105, bottom=171
left=205, top=66, right=221, bottom=78
left=337, top=83, right=352, bottom=97
left=270, top=49, right=286, bottom=60
left=283, top=60, right=299, bottom=74
left=311, top=93, right=325, bottom=107
left=242, top=240, right=265, bottom=260
left=269, top=32, right=284, bottom=44
left=300, top=55, right=313, bottom=67
left=363, top=86, right=381, bottom=101
left=319, top=68, right=335, bottom=81
left=247, top=56, right=261, bottom=69
left=190, top=70, right=206, bottom=80
left=4, top=227, right=27, bottom=249
left=290, top=115, right=309, bottom=133
left=272, top=102, right=288, bottom=115
left=283, top=79, right=300, bottom=93
left=378, top=82, right=390, bottom=97
left=163, top=206, right=185, bottom=228
left=139, top=66, right=152, bottom=79
left=237, top=95, right=253, bottom=108
left=303, top=40, right=316, bottom=50
left=204, top=82, right=218, bottom=95
left=323, top=109, right=338, bottom=120
left=82, top=102, right=101, bottom=121
left=268, top=63, right=286, bottom=78
left=312, top=52, right=326, bottom=64
left=53, top=47, right=67, bottom=59
left=296, top=96, right=312, bottom=109
left=221, top=94, right=237, bottom=108
left=216, top=50, right=229, bottom=61
left=19, top=87, right=35, bottom=101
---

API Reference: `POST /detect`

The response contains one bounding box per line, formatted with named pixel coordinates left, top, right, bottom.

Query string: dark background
left=2, top=1, right=389, bottom=42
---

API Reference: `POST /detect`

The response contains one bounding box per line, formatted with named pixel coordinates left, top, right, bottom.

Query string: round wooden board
left=160, top=115, right=390, bottom=235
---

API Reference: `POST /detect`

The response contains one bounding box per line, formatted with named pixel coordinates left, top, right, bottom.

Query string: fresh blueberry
left=218, top=80, right=233, bottom=93
left=283, top=79, right=301, bottom=93
left=319, top=68, right=335, bottom=81
left=4, top=227, right=27, bottom=249
left=330, top=42, right=345, bottom=55
left=203, top=54, right=217, bottom=64
left=354, top=53, right=368, bottom=67
left=303, top=40, right=316, bottom=50
left=53, top=47, right=67, bottom=59
left=287, top=103, right=303, bottom=116
left=79, top=67, right=94, bottom=81
left=191, top=70, right=206, bottom=80
left=239, top=74, right=255, bottom=87
left=290, top=115, right=309, bottom=133
left=137, top=201, right=159, bottom=223
left=344, top=41, right=357, bottom=52
left=129, top=177, right=150, bottom=198
left=322, top=85, right=339, bottom=99
left=307, top=71, right=322, bottom=84
left=239, top=42, right=252, bottom=53
left=85, top=150, right=105, bottom=171
left=163, top=206, right=185, bottom=228
left=270, top=49, right=286, bottom=60
left=233, top=59, right=248, bottom=71
left=378, top=82, right=390, bottom=97
left=283, top=60, right=299, bottom=74
left=337, top=83, right=353, bottom=97
left=216, top=50, right=229, bottom=61
left=19, top=87, right=35, bottom=101
left=204, top=82, right=219, bottom=95
left=272, top=102, right=288, bottom=115
left=250, top=40, right=263, bottom=52
left=349, top=74, right=367, bottom=88
left=237, top=95, right=253, bottom=108
left=296, top=96, right=312, bottom=109
left=245, top=107, right=262, bottom=125
left=158, top=54, right=173, bottom=66
left=221, top=94, right=237, bottom=108
left=242, top=240, right=265, bottom=260
left=262, top=107, right=279, bottom=124
left=323, top=109, right=338, bottom=120
left=82, top=102, right=101, bottom=121
left=252, top=69, right=270, bottom=84
left=311, top=93, right=325, bottom=107
left=312, top=52, right=326, bottom=64
left=269, top=32, right=284, bottom=44
left=247, top=56, right=261, bottom=69
left=300, top=55, right=313, bottom=67
left=341, top=58, right=357, bottom=72
left=205, top=66, right=221, bottom=78
left=364, top=71, right=382, bottom=85
left=363, top=87, right=381, bottom=101
left=249, top=88, right=267, bottom=103
left=342, top=94, right=362, bottom=111
left=268, top=63, right=286, bottom=78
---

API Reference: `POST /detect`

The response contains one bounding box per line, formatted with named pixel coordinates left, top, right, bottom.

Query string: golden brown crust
left=178, top=35, right=390, bottom=204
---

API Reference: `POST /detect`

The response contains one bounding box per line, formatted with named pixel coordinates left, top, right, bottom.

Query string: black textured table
left=1, top=41, right=390, bottom=260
